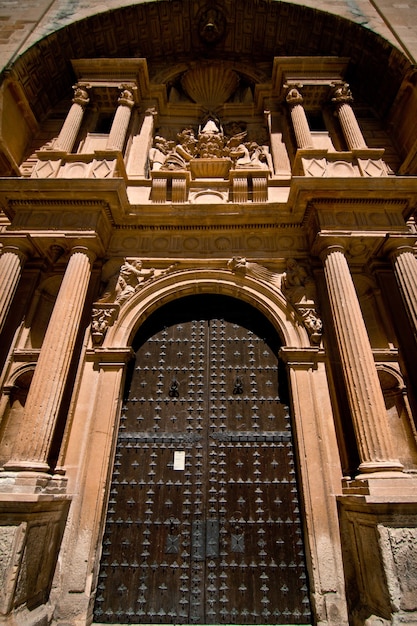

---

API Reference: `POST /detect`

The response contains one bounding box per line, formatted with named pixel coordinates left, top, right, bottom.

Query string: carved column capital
left=117, top=85, right=136, bottom=109
left=331, top=82, right=353, bottom=105
left=318, top=243, right=346, bottom=261
left=285, top=86, right=304, bottom=106
left=72, top=83, right=90, bottom=108
left=382, top=234, right=417, bottom=259
left=0, top=244, right=30, bottom=262
left=69, top=245, right=97, bottom=264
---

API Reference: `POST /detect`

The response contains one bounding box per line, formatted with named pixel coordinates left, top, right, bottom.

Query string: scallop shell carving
left=181, top=65, right=239, bottom=109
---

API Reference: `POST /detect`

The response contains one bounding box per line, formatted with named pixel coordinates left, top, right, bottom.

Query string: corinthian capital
left=331, top=82, right=353, bottom=105
left=72, top=83, right=90, bottom=107
left=118, top=85, right=136, bottom=108
left=285, top=87, right=304, bottom=106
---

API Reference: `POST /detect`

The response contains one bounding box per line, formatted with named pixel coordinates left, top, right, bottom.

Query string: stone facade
left=0, top=1, right=417, bottom=626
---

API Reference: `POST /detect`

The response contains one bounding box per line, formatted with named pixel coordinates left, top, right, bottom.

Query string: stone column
left=5, top=246, right=96, bottom=473
left=331, top=83, right=367, bottom=150
left=106, top=86, right=135, bottom=151
left=286, top=87, right=314, bottom=149
left=0, top=245, right=29, bottom=335
left=54, top=84, right=90, bottom=153
left=320, top=244, right=403, bottom=475
left=126, top=107, right=157, bottom=178
left=385, top=238, right=417, bottom=340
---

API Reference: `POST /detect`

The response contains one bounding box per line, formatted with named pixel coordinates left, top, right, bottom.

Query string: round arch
left=104, top=269, right=310, bottom=349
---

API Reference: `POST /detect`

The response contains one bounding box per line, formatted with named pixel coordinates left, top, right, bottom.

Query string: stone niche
left=0, top=497, right=70, bottom=623
left=338, top=498, right=417, bottom=626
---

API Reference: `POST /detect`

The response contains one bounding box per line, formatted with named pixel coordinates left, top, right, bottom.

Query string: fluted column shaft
left=6, top=247, right=95, bottom=472
left=286, top=88, right=314, bottom=149
left=106, top=87, right=135, bottom=151
left=332, top=84, right=367, bottom=150
left=388, top=244, right=417, bottom=339
left=321, top=245, right=402, bottom=474
left=0, top=246, right=28, bottom=335
left=54, top=85, right=90, bottom=153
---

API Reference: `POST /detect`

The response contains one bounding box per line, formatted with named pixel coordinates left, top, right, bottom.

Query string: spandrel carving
left=228, top=257, right=322, bottom=344
left=281, top=258, right=316, bottom=304
left=98, top=259, right=177, bottom=305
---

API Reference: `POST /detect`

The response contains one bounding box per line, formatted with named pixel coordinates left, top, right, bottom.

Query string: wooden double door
left=94, top=295, right=311, bottom=624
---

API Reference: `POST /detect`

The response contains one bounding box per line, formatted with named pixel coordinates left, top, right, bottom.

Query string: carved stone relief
left=150, top=115, right=271, bottom=177
left=228, top=256, right=322, bottom=344
left=92, top=258, right=177, bottom=344
left=107, top=230, right=308, bottom=258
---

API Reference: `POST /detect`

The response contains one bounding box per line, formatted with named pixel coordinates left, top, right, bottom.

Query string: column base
left=357, top=459, right=404, bottom=475
left=342, top=473, right=417, bottom=500
left=0, top=470, right=68, bottom=494
left=4, top=458, right=50, bottom=472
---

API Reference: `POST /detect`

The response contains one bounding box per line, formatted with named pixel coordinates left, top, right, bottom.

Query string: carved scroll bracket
left=91, top=304, right=119, bottom=345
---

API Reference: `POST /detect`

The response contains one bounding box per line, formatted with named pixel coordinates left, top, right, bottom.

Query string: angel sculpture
left=227, top=257, right=282, bottom=289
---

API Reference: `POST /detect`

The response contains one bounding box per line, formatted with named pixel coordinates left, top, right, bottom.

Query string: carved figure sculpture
left=149, top=115, right=271, bottom=173
left=227, top=257, right=281, bottom=289
left=228, top=256, right=322, bottom=344
left=281, top=258, right=316, bottom=303
left=98, top=259, right=177, bottom=305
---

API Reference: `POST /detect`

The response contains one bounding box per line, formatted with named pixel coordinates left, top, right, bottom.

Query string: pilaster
left=126, top=107, right=157, bottom=178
